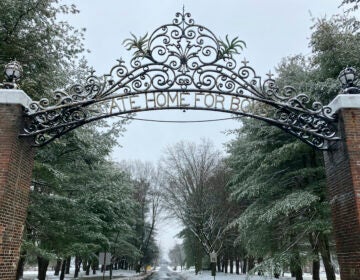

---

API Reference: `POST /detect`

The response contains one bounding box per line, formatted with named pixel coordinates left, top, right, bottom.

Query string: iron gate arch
left=21, top=10, right=339, bottom=149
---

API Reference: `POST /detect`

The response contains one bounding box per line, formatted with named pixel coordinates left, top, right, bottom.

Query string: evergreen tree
left=0, top=0, right=86, bottom=99
left=226, top=6, right=360, bottom=280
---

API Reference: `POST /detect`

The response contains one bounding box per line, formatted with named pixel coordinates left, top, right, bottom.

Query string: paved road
left=147, top=265, right=185, bottom=280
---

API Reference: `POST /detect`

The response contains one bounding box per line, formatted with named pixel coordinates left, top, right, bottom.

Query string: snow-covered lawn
left=178, top=270, right=290, bottom=280
left=22, top=266, right=341, bottom=280
left=172, top=267, right=341, bottom=280
left=22, top=267, right=143, bottom=280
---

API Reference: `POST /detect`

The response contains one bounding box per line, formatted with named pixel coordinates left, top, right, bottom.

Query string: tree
left=309, top=13, right=360, bottom=97
left=0, top=2, right=145, bottom=278
left=0, top=0, right=86, bottom=100
left=160, top=139, right=232, bottom=274
left=119, top=160, right=162, bottom=270
left=225, top=6, right=360, bottom=279
left=0, top=1, right=90, bottom=279
left=169, top=243, right=185, bottom=270
left=340, top=0, right=360, bottom=13
left=24, top=119, right=134, bottom=280
left=226, top=118, right=330, bottom=279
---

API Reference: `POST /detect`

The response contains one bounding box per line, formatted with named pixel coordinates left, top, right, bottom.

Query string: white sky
left=62, top=0, right=341, bottom=259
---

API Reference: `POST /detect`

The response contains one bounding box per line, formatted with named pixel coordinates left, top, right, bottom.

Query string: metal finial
left=117, top=58, right=125, bottom=65
left=89, top=67, right=96, bottom=76
left=241, top=58, right=249, bottom=67
left=266, top=70, right=274, bottom=79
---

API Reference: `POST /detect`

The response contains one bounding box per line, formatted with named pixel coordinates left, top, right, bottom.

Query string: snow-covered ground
left=22, top=267, right=142, bottom=280
left=22, top=266, right=341, bottom=280
left=170, top=267, right=341, bottom=280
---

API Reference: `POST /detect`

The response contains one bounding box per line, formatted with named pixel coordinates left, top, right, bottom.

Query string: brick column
left=0, top=90, right=34, bottom=280
left=324, top=95, right=360, bottom=280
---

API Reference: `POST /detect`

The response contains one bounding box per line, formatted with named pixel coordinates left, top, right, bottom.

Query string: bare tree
left=168, top=243, right=185, bottom=270
left=119, top=160, right=162, bottom=269
left=160, top=139, right=229, bottom=257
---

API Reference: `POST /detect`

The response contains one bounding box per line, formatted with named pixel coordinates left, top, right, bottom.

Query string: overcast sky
left=63, top=0, right=341, bottom=259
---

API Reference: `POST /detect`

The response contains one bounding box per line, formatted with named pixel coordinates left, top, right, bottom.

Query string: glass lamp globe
left=338, top=67, right=357, bottom=88
left=4, top=60, right=23, bottom=82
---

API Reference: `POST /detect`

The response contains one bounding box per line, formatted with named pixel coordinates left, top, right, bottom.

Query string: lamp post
left=338, top=66, right=360, bottom=94
left=0, top=60, right=23, bottom=89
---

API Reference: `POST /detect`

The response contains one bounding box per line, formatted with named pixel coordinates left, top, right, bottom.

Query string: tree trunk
left=54, top=259, right=62, bottom=276
left=224, top=257, right=228, bottom=273
left=309, top=233, right=320, bottom=280
left=257, top=258, right=264, bottom=276
left=248, top=256, right=255, bottom=271
left=295, top=268, right=303, bottom=280
left=60, top=259, right=66, bottom=280
left=37, top=256, right=49, bottom=280
left=217, top=257, right=221, bottom=272
left=235, top=257, right=240, bottom=274
left=86, top=260, right=91, bottom=275
left=65, top=256, right=71, bottom=274
left=312, top=260, right=320, bottom=280
left=318, top=233, right=336, bottom=280
left=242, top=258, right=247, bottom=274
left=194, top=240, right=202, bottom=275
left=274, top=265, right=281, bottom=279
left=16, top=252, right=26, bottom=280
left=229, top=256, right=234, bottom=273
left=290, top=252, right=303, bottom=280
left=74, top=256, right=82, bottom=278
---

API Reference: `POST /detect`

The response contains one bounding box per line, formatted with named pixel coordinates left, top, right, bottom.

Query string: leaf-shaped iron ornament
left=21, top=9, right=339, bottom=149
left=218, top=35, right=246, bottom=59
left=123, top=33, right=151, bottom=60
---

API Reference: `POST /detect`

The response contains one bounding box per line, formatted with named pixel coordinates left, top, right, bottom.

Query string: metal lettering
left=180, top=92, right=190, bottom=107
left=204, top=93, right=215, bottom=108
left=109, top=98, right=122, bottom=114
left=195, top=92, right=204, bottom=107
left=145, top=93, right=156, bottom=109
left=230, top=96, right=240, bottom=111
left=156, top=93, right=167, bottom=107
left=240, top=98, right=252, bottom=113
left=215, top=94, right=225, bottom=109
left=120, top=96, right=129, bottom=111
left=167, top=92, right=179, bottom=106
left=92, top=101, right=108, bottom=114
left=253, top=102, right=268, bottom=116
left=129, top=95, right=141, bottom=110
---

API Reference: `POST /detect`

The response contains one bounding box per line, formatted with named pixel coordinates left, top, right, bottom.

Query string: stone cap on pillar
left=0, top=89, right=32, bottom=108
left=329, top=94, right=360, bottom=114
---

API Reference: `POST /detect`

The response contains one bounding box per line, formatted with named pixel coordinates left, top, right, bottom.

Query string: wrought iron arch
left=21, top=10, right=339, bottom=149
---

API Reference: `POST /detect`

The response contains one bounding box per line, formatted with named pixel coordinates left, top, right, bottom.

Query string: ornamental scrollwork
left=21, top=9, right=339, bottom=149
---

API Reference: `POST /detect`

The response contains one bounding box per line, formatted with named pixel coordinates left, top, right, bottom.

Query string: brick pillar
left=324, top=95, right=360, bottom=280
left=0, top=90, right=34, bottom=280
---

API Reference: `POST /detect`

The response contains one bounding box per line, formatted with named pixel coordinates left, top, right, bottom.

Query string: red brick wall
left=0, top=104, right=34, bottom=280
left=324, top=108, right=360, bottom=280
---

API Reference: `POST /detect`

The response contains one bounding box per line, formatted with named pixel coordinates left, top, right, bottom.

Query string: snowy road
left=148, top=266, right=185, bottom=280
